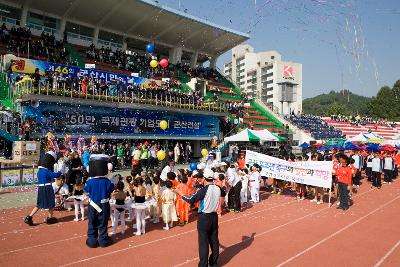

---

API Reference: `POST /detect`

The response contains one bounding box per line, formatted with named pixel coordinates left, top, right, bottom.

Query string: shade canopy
left=224, top=128, right=279, bottom=143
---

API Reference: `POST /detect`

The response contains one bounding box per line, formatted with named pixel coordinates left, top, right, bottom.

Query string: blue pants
left=87, top=202, right=111, bottom=247
left=338, top=182, right=349, bottom=209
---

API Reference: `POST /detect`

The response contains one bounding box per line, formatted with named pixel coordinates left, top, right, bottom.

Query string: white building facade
left=224, top=44, right=302, bottom=115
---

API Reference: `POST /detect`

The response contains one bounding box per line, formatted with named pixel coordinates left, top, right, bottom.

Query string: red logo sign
left=283, top=66, right=293, bottom=78
left=11, top=60, right=25, bottom=71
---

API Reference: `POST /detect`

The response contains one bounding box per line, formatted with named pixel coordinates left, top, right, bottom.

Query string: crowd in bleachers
left=19, top=68, right=211, bottom=107
left=288, top=114, right=342, bottom=139
left=329, top=114, right=397, bottom=128
left=0, top=25, right=73, bottom=65
left=85, top=44, right=175, bottom=79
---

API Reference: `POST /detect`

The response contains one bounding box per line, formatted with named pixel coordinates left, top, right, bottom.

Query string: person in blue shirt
left=175, top=170, right=226, bottom=267
left=25, top=151, right=62, bottom=226
left=81, top=146, right=91, bottom=170
left=84, top=154, right=114, bottom=248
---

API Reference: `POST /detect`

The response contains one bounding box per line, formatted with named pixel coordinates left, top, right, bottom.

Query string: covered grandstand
left=0, top=0, right=287, bottom=155
left=1, top=0, right=249, bottom=66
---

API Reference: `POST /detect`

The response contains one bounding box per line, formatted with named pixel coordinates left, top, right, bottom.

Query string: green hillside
left=302, top=90, right=371, bottom=116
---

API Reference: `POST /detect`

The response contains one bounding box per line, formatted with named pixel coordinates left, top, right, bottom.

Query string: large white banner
left=245, top=150, right=333, bottom=188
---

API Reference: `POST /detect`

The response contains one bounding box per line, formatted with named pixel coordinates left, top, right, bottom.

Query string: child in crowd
left=124, top=176, right=134, bottom=222
left=111, top=181, right=126, bottom=235
left=383, top=153, right=395, bottom=184
left=366, top=152, right=374, bottom=182
left=239, top=168, right=249, bottom=204
left=53, top=175, right=69, bottom=210
left=296, top=156, right=306, bottom=200
left=167, top=171, right=179, bottom=188
left=371, top=152, right=383, bottom=188
left=132, top=177, right=147, bottom=236
left=161, top=180, right=178, bottom=230
left=72, top=177, right=85, bottom=221
left=151, top=176, right=161, bottom=224
left=336, top=154, right=352, bottom=210
left=215, top=173, right=227, bottom=216
left=176, top=176, right=190, bottom=225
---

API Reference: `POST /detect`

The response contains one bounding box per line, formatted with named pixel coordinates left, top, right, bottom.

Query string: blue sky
left=160, top=0, right=400, bottom=99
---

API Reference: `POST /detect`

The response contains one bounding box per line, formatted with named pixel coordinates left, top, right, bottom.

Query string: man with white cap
left=84, top=154, right=114, bottom=248
left=174, top=169, right=226, bottom=267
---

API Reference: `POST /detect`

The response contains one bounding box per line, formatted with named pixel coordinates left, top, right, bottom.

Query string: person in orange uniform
left=176, top=176, right=190, bottom=226
left=214, top=173, right=226, bottom=217
left=237, top=154, right=245, bottom=170
left=393, top=151, right=400, bottom=179
left=336, top=154, right=353, bottom=211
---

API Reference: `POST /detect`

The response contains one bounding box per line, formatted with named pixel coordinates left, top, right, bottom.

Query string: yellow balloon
left=150, top=59, right=158, bottom=68
left=201, top=148, right=208, bottom=157
left=159, top=120, right=168, bottom=130
left=157, top=150, right=166, bottom=161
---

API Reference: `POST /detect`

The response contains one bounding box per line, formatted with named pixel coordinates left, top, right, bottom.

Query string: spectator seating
left=323, top=119, right=400, bottom=139
left=288, top=114, right=342, bottom=139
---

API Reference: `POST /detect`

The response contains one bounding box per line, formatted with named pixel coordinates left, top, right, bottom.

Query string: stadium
left=0, top=0, right=400, bottom=267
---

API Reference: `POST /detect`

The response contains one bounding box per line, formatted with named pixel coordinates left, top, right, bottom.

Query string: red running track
left=0, top=181, right=400, bottom=267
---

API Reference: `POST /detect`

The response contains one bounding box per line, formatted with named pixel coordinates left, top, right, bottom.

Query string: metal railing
left=11, top=78, right=227, bottom=113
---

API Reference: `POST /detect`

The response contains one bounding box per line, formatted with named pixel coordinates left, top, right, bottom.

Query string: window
left=27, top=12, right=57, bottom=30
left=99, top=30, right=123, bottom=44
left=271, top=56, right=275, bottom=60
left=0, top=3, right=21, bottom=22
left=66, top=22, right=94, bottom=37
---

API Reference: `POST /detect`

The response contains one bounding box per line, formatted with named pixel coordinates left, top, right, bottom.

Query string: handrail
left=11, top=78, right=227, bottom=113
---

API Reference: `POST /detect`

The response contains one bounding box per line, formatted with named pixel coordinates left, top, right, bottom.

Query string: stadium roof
left=8, top=0, right=249, bottom=60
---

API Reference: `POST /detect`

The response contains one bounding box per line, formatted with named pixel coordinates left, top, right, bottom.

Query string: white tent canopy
left=347, top=132, right=384, bottom=143
left=254, top=129, right=279, bottom=142
left=224, top=128, right=279, bottom=143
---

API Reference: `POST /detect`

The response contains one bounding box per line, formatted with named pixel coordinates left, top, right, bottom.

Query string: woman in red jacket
left=335, top=154, right=352, bottom=211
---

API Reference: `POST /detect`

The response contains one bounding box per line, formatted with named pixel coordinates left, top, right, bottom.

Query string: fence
left=10, top=78, right=227, bottom=113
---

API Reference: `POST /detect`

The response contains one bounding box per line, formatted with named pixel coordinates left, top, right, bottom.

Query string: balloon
left=157, top=150, right=166, bottom=161
left=189, top=162, right=197, bottom=171
left=159, top=120, right=168, bottom=130
left=201, top=148, right=208, bottom=157
left=146, top=43, right=154, bottom=53
left=150, top=59, right=158, bottom=68
left=159, top=58, right=169, bottom=68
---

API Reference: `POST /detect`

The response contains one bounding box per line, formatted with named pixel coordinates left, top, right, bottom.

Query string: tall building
left=223, top=44, right=302, bottom=115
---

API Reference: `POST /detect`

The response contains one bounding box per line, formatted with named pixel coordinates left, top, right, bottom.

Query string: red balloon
left=159, top=58, right=169, bottom=68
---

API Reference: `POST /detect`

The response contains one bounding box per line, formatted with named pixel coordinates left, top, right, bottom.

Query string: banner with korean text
left=245, top=150, right=333, bottom=188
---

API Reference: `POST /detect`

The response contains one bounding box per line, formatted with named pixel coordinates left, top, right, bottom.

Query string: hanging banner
left=23, top=102, right=220, bottom=138
left=7, top=55, right=146, bottom=84
left=245, top=150, right=333, bottom=188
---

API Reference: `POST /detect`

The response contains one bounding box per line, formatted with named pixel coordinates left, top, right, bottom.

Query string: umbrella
left=299, top=142, right=310, bottom=148
left=313, top=143, right=324, bottom=147
left=379, top=144, right=396, bottom=152
left=344, top=142, right=358, bottom=150
left=317, top=146, right=328, bottom=151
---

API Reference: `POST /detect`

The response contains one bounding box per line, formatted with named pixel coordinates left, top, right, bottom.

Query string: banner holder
left=328, top=188, right=332, bottom=207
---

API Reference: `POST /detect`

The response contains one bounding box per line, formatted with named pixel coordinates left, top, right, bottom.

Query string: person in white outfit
left=111, top=181, right=126, bottom=235
left=240, top=168, right=249, bottom=204
left=227, top=163, right=242, bottom=212
left=248, top=164, right=261, bottom=203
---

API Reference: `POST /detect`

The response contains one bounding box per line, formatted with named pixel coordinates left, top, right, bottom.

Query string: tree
left=368, top=86, right=398, bottom=120
left=327, top=102, right=349, bottom=116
